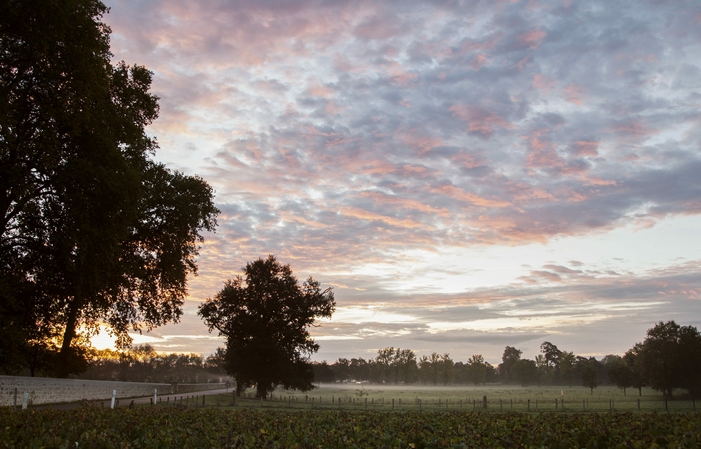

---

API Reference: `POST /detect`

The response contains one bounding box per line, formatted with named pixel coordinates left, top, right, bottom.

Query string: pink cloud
left=338, top=207, right=427, bottom=229
left=469, top=54, right=488, bottom=71
left=358, top=191, right=451, bottom=217
left=569, top=140, right=599, bottom=157
left=517, top=29, right=547, bottom=49
left=532, top=74, right=557, bottom=94
left=564, top=84, right=586, bottom=105
left=430, top=184, right=511, bottom=208
left=449, top=105, right=515, bottom=138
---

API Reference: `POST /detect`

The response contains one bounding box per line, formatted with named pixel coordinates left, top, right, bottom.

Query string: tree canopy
left=0, top=0, right=218, bottom=376
left=198, top=255, right=335, bottom=398
left=635, top=321, right=701, bottom=398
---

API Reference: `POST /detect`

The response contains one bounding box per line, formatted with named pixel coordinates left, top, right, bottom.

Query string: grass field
left=189, top=383, right=697, bottom=414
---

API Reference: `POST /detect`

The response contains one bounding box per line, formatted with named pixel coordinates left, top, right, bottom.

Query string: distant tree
left=440, top=353, right=455, bottom=385
left=540, top=341, right=563, bottom=377
left=466, top=355, right=487, bottom=385
left=198, top=255, right=335, bottom=398
left=417, top=355, right=432, bottom=385
left=395, top=348, right=418, bottom=384
left=535, top=354, right=551, bottom=386
left=485, top=362, right=498, bottom=383
left=333, top=358, right=351, bottom=381
left=559, top=351, right=576, bottom=386
left=623, top=345, right=647, bottom=396
left=205, top=348, right=228, bottom=375
left=375, top=347, right=394, bottom=383
left=606, top=355, right=633, bottom=396
left=512, top=359, right=538, bottom=386
left=349, top=358, right=370, bottom=382
left=498, top=346, right=522, bottom=383
left=312, top=361, right=335, bottom=383
left=579, top=357, right=600, bottom=395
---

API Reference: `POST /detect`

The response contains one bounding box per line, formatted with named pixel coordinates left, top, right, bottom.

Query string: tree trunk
left=57, top=296, right=82, bottom=377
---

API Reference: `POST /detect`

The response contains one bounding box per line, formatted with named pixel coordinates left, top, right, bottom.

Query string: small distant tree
left=623, top=344, right=647, bottom=396
left=605, top=355, right=633, bottom=396
left=198, top=255, right=335, bottom=398
left=559, top=351, right=576, bottom=386
left=512, top=359, right=538, bottom=386
left=312, top=361, right=336, bottom=383
left=580, top=358, right=599, bottom=395
left=498, top=346, right=522, bottom=383
left=466, top=355, right=487, bottom=385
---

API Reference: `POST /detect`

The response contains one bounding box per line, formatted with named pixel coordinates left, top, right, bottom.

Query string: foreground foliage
left=2, top=407, right=700, bottom=448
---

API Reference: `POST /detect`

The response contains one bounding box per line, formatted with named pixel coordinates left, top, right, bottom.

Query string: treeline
left=312, top=351, right=498, bottom=385
left=77, top=345, right=227, bottom=384
left=312, top=321, right=701, bottom=399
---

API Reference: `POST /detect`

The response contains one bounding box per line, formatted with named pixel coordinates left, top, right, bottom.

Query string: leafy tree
left=466, top=354, right=487, bottom=385
left=375, top=347, right=394, bottom=383
left=535, top=354, right=551, bottom=386
left=0, top=0, right=218, bottom=376
left=498, top=346, right=522, bottom=383
left=311, top=361, right=335, bottom=383
left=540, top=341, right=562, bottom=369
left=198, top=255, right=335, bottom=398
left=579, top=357, right=599, bottom=395
left=559, top=351, right=576, bottom=386
left=349, top=358, right=370, bottom=382
left=512, top=358, right=538, bottom=386
left=606, top=355, right=634, bottom=396
left=635, top=321, right=701, bottom=398
left=440, top=353, right=455, bottom=385
left=205, top=348, right=228, bottom=375
left=623, top=345, right=647, bottom=396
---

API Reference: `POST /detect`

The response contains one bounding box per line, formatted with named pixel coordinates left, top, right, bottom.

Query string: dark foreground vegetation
left=2, top=407, right=700, bottom=448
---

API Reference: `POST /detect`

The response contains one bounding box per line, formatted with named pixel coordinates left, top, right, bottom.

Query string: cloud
left=99, top=0, right=701, bottom=362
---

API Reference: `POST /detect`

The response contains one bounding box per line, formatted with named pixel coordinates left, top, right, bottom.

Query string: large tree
left=635, top=321, right=701, bottom=398
left=198, top=255, right=335, bottom=398
left=0, top=0, right=218, bottom=376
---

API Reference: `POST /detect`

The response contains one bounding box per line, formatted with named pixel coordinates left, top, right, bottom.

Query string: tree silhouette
left=198, top=256, right=335, bottom=398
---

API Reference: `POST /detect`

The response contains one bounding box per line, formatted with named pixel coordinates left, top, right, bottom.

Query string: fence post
left=203, top=394, right=205, bottom=406
left=22, top=392, right=29, bottom=410
left=154, top=389, right=158, bottom=406
left=392, top=399, right=395, bottom=411
left=13, top=388, right=18, bottom=411
left=527, top=399, right=530, bottom=411
left=419, top=399, right=421, bottom=411
left=664, top=398, right=668, bottom=411
left=110, top=390, right=116, bottom=409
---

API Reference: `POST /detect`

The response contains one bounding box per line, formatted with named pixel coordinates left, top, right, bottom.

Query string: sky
left=92, top=0, right=701, bottom=365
